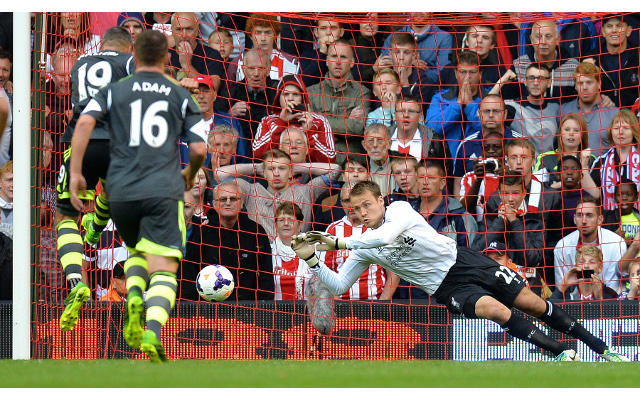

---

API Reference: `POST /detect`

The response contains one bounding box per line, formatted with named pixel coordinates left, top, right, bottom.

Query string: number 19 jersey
left=82, top=71, right=207, bottom=202
left=62, top=50, right=135, bottom=143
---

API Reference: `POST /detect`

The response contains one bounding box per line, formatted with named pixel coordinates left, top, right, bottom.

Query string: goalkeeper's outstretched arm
left=292, top=237, right=366, bottom=295
left=344, top=209, right=412, bottom=250
left=310, top=257, right=368, bottom=296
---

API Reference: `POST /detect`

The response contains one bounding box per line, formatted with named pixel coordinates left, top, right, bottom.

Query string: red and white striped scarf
left=600, top=146, right=640, bottom=210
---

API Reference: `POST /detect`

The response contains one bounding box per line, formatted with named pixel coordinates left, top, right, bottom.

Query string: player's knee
left=513, top=288, right=546, bottom=318
left=54, top=211, right=79, bottom=225
left=472, top=295, right=511, bottom=324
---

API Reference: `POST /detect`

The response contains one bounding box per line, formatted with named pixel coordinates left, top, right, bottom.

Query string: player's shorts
left=109, top=197, right=186, bottom=261
left=56, top=140, right=110, bottom=218
left=433, top=246, right=527, bottom=318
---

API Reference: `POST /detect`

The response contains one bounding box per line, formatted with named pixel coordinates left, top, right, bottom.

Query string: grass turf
left=0, top=359, right=639, bottom=387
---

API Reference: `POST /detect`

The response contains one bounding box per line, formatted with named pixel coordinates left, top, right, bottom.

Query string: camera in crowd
left=479, top=157, right=499, bottom=173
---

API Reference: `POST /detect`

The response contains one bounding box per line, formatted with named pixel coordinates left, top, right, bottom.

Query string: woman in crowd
left=534, top=114, right=598, bottom=196
left=590, top=109, right=640, bottom=211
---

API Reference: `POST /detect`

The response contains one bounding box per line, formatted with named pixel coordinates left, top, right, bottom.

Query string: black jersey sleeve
left=180, top=93, right=207, bottom=145
left=81, top=86, right=110, bottom=123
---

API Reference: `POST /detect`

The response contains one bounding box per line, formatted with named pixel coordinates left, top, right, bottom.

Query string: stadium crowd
left=2, top=11, right=640, bottom=306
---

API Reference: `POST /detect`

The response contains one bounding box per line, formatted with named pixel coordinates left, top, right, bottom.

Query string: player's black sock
left=501, top=312, right=569, bottom=356
left=92, top=191, right=110, bottom=234
left=538, top=300, right=608, bottom=354
left=145, top=271, right=177, bottom=340
left=124, top=253, right=149, bottom=298
left=56, top=219, right=84, bottom=288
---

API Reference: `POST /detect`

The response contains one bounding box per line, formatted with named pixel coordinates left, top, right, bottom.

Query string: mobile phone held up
left=579, top=269, right=595, bottom=280
left=291, top=103, right=307, bottom=113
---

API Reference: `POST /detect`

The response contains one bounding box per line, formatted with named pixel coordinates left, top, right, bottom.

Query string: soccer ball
left=196, top=264, right=235, bottom=302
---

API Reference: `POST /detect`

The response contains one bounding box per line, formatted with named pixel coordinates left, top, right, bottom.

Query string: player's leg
left=108, top=200, right=148, bottom=349
left=435, top=248, right=577, bottom=360
left=136, top=197, right=186, bottom=362
left=512, top=288, right=629, bottom=361
left=56, top=211, right=91, bottom=332
left=56, top=147, right=94, bottom=331
left=473, top=295, right=574, bottom=359
left=142, top=254, right=179, bottom=363
left=82, top=183, right=109, bottom=246
left=81, top=140, right=112, bottom=246
left=122, top=251, right=148, bottom=349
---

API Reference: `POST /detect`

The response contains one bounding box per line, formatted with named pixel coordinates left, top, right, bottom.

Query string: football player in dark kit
left=56, top=26, right=135, bottom=333
left=69, top=29, right=207, bottom=362
left=293, top=180, right=630, bottom=362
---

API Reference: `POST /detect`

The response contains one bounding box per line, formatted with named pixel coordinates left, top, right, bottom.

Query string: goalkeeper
left=291, top=180, right=629, bottom=362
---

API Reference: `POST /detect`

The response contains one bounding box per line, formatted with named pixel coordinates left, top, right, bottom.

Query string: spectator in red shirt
left=253, top=74, right=336, bottom=163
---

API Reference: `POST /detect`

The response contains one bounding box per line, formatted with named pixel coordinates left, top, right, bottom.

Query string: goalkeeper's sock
left=56, top=219, right=84, bottom=289
left=501, top=312, right=569, bottom=356
left=91, top=191, right=110, bottom=235
left=145, top=271, right=177, bottom=340
left=124, top=253, right=149, bottom=299
left=537, top=300, right=608, bottom=354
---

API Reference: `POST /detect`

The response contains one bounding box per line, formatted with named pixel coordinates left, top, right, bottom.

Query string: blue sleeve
left=453, top=153, right=465, bottom=176
left=426, top=31, right=453, bottom=83
left=232, top=117, right=252, bottom=164
left=381, top=34, right=391, bottom=56
left=179, top=140, right=211, bottom=169
left=425, top=67, right=439, bottom=86
left=179, top=141, right=189, bottom=169
left=425, top=91, right=463, bottom=136
left=463, top=101, right=482, bottom=136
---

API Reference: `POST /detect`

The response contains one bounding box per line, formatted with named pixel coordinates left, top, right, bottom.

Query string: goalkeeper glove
left=304, top=231, right=347, bottom=251
left=291, top=235, right=320, bottom=270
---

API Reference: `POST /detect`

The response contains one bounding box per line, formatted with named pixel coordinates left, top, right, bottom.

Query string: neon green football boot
left=59, top=282, right=90, bottom=332
left=123, top=291, right=144, bottom=350
left=141, top=330, right=168, bottom=363
left=81, top=212, right=101, bottom=246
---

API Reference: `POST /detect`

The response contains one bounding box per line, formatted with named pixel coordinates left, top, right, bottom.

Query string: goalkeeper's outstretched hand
left=291, top=234, right=320, bottom=269
left=303, top=231, right=347, bottom=251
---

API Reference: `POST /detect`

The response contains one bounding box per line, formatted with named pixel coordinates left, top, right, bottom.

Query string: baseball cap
left=483, top=241, right=507, bottom=255
left=195, top=75, right=215, bottom=90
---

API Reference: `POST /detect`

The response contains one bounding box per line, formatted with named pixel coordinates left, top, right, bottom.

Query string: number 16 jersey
left=82, top=71, right=207, bottom=202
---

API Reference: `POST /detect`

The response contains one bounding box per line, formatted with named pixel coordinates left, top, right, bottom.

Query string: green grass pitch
left=0, top=360, right=639, bottom=387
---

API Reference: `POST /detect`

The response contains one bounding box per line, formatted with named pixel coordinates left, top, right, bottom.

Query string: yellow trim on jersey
left=136, top=237, right=183, bottom=260
left=178, top=200, right=186, bottom=248
left=57, top=189, right=96, bottom=201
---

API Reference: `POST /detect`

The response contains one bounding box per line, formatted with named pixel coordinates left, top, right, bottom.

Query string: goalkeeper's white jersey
left=313, top=201, right=458, bottom=296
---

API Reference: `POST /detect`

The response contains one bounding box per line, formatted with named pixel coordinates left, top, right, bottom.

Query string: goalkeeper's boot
left=553, top=349, right=581, bottom=362
left=59, top=281, right=90, bottom=332
left=141, top=330, right=168, bottom=363
left=123, top=291, right=145, bottom=350
left=81, top=212, right=101, bottom=246
left=600, top=349, right=630, bottom=362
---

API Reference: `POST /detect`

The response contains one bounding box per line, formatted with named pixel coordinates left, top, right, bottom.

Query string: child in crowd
left=366, top=68, right=401, bottom=128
